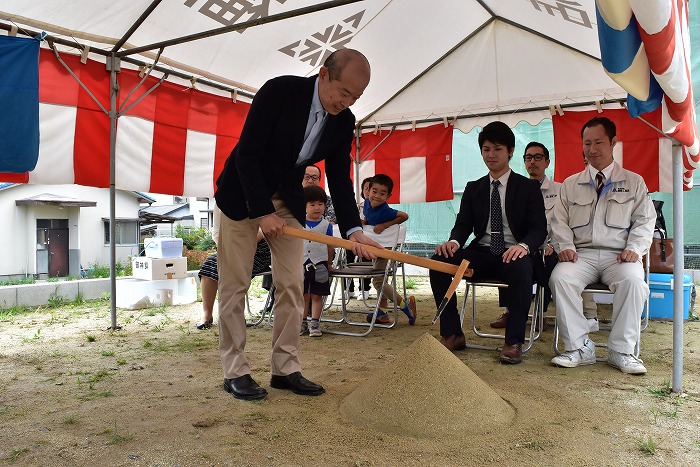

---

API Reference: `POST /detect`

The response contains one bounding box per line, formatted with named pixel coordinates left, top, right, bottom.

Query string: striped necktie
left=595, top=171, right=604, bottom=197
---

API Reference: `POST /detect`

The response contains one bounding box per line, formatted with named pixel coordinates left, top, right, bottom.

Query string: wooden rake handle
left=281, top=225, right=472, bottom=277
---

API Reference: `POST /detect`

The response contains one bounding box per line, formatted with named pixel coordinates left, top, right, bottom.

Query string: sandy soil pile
left=341, top=333, right=514, bottom=437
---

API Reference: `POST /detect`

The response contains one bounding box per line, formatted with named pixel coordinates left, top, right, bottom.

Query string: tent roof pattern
left=1, top=0, right=625, bottom=131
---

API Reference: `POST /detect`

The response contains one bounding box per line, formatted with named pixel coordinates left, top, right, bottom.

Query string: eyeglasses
left=523, top=154, right=546, bottom=162
left=303, top=174, right=321, bottom=181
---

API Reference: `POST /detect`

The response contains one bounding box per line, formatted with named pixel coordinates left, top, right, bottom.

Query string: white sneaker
left=607, top=350, right=647, bottom=375
left=588, top=318, right=599, bottom=332
left=551, top=339, right=596, bottom=368
left=309, top=322, right=322, bottom=337
left=299, top=319, right=309, bottom=336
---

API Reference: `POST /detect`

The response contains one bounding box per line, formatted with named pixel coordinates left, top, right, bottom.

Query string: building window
left=173, top=196, right=186, bottom=204
left=104, top=220, right=139, bottom=245
left=200, top=217, right=209, bottom=229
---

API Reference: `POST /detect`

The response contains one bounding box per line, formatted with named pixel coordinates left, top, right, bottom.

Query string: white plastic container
left=116, top=276, right=197, bottom=310
left=132, top=257, right=188, bottom=280
left=143, top=237, right=183, bottom=258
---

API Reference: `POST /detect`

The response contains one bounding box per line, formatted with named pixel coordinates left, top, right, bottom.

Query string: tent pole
left=671, top=141, right=684, bottom=392
left=108, top=54, right=120, bottom=330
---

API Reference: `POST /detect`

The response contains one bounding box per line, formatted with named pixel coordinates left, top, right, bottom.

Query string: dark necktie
left=595, top=171, right=604, bottom=197
left=490, top=180, right=505, bottom=256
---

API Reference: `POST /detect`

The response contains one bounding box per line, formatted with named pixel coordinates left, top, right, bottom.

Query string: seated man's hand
left=373, top=224, right=386, bottom=234
left=544, top=245, right=554, bottom=256
left=435, top=241, right=459, bottom=258
left=259, top=213, right=285, bottom=238
left=348, top=231, right=381, bottom=260
left=502, top=244, right=528, bottom=263
left=617, top=249, right=639, bottom=263
left=557, top=249, right=577, bottom=262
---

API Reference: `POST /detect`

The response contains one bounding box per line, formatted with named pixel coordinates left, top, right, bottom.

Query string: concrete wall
left=0, top=271, right=199, bottom=309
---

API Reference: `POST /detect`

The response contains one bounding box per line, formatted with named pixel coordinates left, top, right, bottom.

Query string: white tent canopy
left=2, top=0, right=691, bottom=391
left=1, top=0, right=625, bottom=131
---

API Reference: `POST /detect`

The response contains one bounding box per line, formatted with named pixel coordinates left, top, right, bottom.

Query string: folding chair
left=321, top=224, right=408, bottom=336
left=457, top=278, right=545, bottom=352
left=552, top=255, right=650, bottom=359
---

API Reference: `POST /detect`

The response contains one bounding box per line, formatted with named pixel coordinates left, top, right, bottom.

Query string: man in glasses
left=302, top=165, right=336, bottom=223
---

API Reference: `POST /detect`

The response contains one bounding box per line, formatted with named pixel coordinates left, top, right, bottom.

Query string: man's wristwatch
left=517, top=242, right=530, bottom=254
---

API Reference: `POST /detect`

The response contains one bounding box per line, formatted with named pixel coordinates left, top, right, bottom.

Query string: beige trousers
left=216, top=199, right=304, bottom=379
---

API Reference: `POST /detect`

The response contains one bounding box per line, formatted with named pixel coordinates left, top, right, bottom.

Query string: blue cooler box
left=648, top=273, right=692, bottom=320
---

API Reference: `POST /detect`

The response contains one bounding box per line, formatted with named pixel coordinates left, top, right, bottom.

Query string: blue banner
left=0, top=35, right=40, bottom=173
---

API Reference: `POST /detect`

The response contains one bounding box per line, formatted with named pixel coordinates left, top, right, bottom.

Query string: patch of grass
left=143, top=340, right=153, bottom=348
left=637, top=436, right=658, bottom=455
left=151, top=316, right=172, bottom=332
left=77, top=369, right=114, bottom=390
left=0, top=405, right=10, bottom=415
left=46, top=277, right=59, bottom=283
left=650, top=406, right=678, bottom=423
left=100, top=350, right=115, bottom=357
left=47, top=292, right=66, bottom=308
left=246, top=411, right=272, bottom=422
left=62, top=416, right=78, bottom=425
left=72, top=292, right=85, bottom=305
left=404, top=277, right=417, bottom=290
left=0, top=304, right=32, bottom=321
left=0, top=277, right=35, bottom=286
left=86, top=335, right=96, bottom=343
left=21, top=328, right=42, bottom=344
left=7, top=448, right=29, bottom=462
left=103, top=422, right=134, bottom=445
left=647, top=381, right=672, bottom=398
left=116, top=358, right=127, bottom=365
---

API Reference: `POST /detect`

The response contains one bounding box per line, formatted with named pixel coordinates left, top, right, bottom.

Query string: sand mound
left=339, top=333, right=515, bottom=438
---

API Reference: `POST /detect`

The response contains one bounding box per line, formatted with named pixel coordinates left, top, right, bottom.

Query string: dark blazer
left=450, top=171, right=547, bottom=253
left=215, top=75, right=361, bottom=235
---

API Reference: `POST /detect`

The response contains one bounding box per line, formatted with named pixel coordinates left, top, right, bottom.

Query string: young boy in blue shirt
left=363, top=174, right=416, bottom=325
left=302, top=185, right=335, bottom=337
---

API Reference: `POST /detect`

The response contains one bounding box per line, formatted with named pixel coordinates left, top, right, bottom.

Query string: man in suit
left=214, top=49, right=380, bottom=400
left=430, top=121, right=547, bottom=364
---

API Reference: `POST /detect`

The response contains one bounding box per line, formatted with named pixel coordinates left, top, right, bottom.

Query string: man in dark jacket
left=215, top=49, right=379, bottom=400
left=430, top=121, right=547, bottom=364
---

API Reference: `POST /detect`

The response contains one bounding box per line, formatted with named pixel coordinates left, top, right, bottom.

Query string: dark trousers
left=430, top=245, right=534, bottom=345
left=499, top=250, right=557, bottom=313
left=534, top=252, right=557, bottom=314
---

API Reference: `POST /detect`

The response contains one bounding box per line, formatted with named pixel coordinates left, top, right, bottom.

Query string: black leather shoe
left=270, top=371, right=325, bottom=396
left=223, top=375, right=268, bottom=400
left=196, top=319, right=213, bottom=330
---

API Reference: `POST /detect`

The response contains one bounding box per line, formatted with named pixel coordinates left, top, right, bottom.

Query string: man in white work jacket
left=549, top=116, right=655, bottom=374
